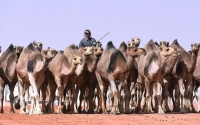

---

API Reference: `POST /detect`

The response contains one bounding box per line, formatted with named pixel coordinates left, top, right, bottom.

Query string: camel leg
left=47, top=80, right=56, bottom=114
left=84, top=86, right=89, bottom=113
left=184, top=77, right=192, bottom=113
left=88, top=86, right=95, bottom=114
left=178, top=79, right=186, bottom=113
left=144, top=80, right=154, bottom=114
left=124, top=81, right=130, bottom=114
left=136, top=80, right=145, bottom=113
left=18, top=79, right=27, bottom=114
left=78, top=88, right=84, bottom=113
left=109, top=76, right=119, bottom=114
left=155, top=81, right=164, bottom=114
left=188, top=84, right=196, bottom=112
left=163, top=79, right=171, bottom=113
left=8, top=83, right=15, bottom=113
left=55, top=77, right=64, bottom=114
left=28, top=73, right=42, bottom=115
left=0, top=79, right=5, bottom=113
left=41, top=83, right=47, bottom=113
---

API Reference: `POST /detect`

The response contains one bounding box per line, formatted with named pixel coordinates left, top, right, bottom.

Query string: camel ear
left=198, top=43, right=200, bottom=47
left=55, top=50, right=58, bottom=54
left=155, top=42, right=160, bottom=47
left=43, top=50, right=47, bottom=54
left=166, top=42, right=169, bottom=47
left=14, top=46, right=16, bottom=50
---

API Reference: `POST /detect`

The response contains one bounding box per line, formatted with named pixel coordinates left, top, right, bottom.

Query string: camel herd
left=0, top=38, right=200, bottom=115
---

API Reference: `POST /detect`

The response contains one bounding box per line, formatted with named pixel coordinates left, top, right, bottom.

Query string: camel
left=154, top=41, right=180, bottom=113
left=128, top=37, right=141, bottom=48
left=65, top=46, right=94, bottom=114
left=16, top=41, right=44, bottom=114
left=136, top=40, right=178, bottom=114
left=47, top=45, right=83, bottom=114
left=117, top=42, right=139, bottom=113
left=169, top=40, right=199, bottom=113
left=39, top=47, right=58, bottom=113
left=95, top=41, right=146, bottom=114
left=0, top=45, right=23, bottom=113
left=77, top=44, right=103, bottom=114
left=190, top=48, right=200, bottom=112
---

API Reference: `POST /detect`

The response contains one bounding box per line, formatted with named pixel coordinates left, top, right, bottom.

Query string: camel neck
left=164, top=55, right=178, bottom=75
left=189, top=51, right=198, bottom=73
left=126, top=54, right=134, bottom=70
left=87, top=55, right=100, bottom=73
left=75, top=55, right=89, bottom=76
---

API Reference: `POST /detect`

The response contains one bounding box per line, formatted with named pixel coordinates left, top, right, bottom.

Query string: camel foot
left=180, top=109, right=186, bottom=114
left=110, top=107, right=120, bottom=114
left=165, top=110, right=171, bottom=113
left=10, top=110, right=15, bottom=113
left=158, top=109, right=164, bottom=114
left=14, top=103, right=20, bottom=109
left=57, top=110, right=63, bottom=114
left=135, top=107, right=141, bottom=113
left=20, top=111, right=28, bottom=114
left=87, top=108, right=94, bottom=114
left=0, top=109, right=4, bottom=113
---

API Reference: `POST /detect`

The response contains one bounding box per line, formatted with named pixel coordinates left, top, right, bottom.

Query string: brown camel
left=169, top=40, right=199, bottom=113
left=77, top=45, right=103, bottom=114
left=154, top=41, right=180, bottom=113
left=190, top=48, right=200, bottom=112
left=47, top=45, right=83, bottom=114
left=39, top=47, right=58, bottom=113
left=65, top=46, right=93, bottom=114
left=118, top=42, right=139, bottom=113
left=95, top=41, right=146, bottom=114
left=0, top=45, right=23, bottom=113
left=137, top=40, right=178, bottom=114
left=16, top=41, right=43, bottom=114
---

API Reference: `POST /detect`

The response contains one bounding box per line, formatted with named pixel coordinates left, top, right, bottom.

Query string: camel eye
left=166, top=48, right=169, bottom=51
left=74, top=58, right=76, bottom=60
left=95, top=49, right=97, bottom=51
left=128, top=44, right=130, bottom=46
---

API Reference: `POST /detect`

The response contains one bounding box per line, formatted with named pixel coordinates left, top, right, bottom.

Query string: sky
left=1, top=0, right=200, bottom=52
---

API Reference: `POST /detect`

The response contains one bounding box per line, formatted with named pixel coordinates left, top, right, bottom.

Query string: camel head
left=159, top=46, right=178, bottom=57
left=14, top=46, right=23, bottom=58
left=127, top=46, right=146, bottom=57
left=71, top=55, right=82, bottom=65
left=81, top=47, right=93, bottom=57
left=191, top=43, right=200, bottom=53
left=128, top=37, right=141, bottom=48
left=43, top=47, right=58, bottom=61
left=92, top=41, right=102, bottom=47
left=93, top=46, right=103, bottom=57
left=32, top=41, right=43, bottom=51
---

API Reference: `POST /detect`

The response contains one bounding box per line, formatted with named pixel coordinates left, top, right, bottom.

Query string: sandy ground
left=1, top=102, right=200, bottom=125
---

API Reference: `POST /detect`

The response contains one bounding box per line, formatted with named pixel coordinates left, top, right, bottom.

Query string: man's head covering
left=84, top=29, right=91, bottom=40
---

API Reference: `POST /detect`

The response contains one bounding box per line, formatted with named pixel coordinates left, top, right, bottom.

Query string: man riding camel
left=79, top=29, right=96, bottom=48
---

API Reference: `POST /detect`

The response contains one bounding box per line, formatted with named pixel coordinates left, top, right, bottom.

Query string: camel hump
left=106, top=41, right=116, bottom=50
left=172, top=39, right=179, bottom=46
left=7, top=44, right=15, bottom=51
left=119, top=42, right=127, bottom=51
left=107, top=50, right=126, bottom=73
